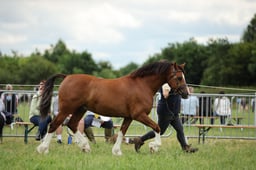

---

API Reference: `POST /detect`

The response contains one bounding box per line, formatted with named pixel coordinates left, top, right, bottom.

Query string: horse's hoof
left=149, top=142, right=160, bottom=153
left=82, top=147, right=91, bottom=153
left=37, top=145, right=49, bottom=154
left=80, top=142, right=91, bottom=153
left=112, top=149, right=122, bottom=156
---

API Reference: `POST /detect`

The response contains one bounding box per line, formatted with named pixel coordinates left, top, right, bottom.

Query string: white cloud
left=0, top=0, right=255, bottom=68
left=0, top=33, right=27, bottom=44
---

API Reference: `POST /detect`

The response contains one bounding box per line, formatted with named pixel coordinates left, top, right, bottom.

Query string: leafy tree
left=18, top=55, right=57, bottom=84
left=58, top=51, right=98, bottom=74
left=118, top=62, right=139, bottom=76
left=93, top=68, right=117, bottom=78
left=44, top=39, right=70, bottom=63
left=158, top=38, right=208, bottom=85
left=0, top=56, right=20, bottom=84
left=97, top=61, right=113, bottom=70
left=226, top=42, right=256, bottom=85
left=242, top=13, right=256, bottom=42
left=201, top=38, right=232, bottom=85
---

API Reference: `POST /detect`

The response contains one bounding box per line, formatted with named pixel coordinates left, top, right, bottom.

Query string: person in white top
left=180, top=87, right=199, bottom=124
left=51, top=95, right=63, bottom=144
left=1, top=84, right=19, bottom=122
left=213, top=91, right=231, bottom=125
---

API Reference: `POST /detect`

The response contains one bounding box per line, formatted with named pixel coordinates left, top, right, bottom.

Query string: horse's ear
left=180, top=63, right=186, bottom=69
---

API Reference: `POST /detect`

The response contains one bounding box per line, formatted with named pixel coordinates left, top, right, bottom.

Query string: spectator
left=240, top=97, right=248, bottom=111
left=1, top=84, right=18, bottom=122
left=29, top=80, right=52, bottom=141
left=198, top=91, right=214, bottom=124
left=180, top=87, right=199, bottom=124
left=213, top=91, right=231, bottom=125
left=132, top=83, right=198, bottom=153
left=251, top=98, right=255, bottom=112
left=0, top=86, right=3, bottom=97
left=77, top=111, right=114, bottom=143
left=0, top=98, right=13, bottom=143
left=51, top=95, right=63, bottom=144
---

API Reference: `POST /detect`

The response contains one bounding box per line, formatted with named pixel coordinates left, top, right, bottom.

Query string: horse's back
left=58, top=74, right=95, bottom=99
left=58, top=74, right=130, bottom=102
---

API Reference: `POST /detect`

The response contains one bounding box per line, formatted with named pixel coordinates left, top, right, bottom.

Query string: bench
left=231, top=117, right=244, bottom=125
left=180, top=115, right=218, bottom=124
left=15, top=122, right=36, bottom=144
left=181, top=116, right=244, bottom=125
left=191, top=124, right=256, bottom=144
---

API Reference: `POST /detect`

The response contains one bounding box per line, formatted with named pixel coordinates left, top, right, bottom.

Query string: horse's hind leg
left=37, top=112, right=70, bottom=154
left=67, top=107, right=91, bottom=153
left=112, top=117, right=132, bottom=156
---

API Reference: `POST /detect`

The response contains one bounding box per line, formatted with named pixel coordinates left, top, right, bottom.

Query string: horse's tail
left=40, top=74, right=66, bottom=118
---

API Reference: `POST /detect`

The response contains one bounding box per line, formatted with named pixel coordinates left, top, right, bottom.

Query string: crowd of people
left=1, top=81, right=254, bottom=153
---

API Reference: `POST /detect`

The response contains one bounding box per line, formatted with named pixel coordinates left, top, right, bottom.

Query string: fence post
left=254, top=92, right=256, bottom=126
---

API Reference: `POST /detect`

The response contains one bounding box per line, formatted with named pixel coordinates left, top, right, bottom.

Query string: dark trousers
left=84, top=115, right=113, bottom=129
left=219, top=115, right=227, bottom=125
left=30, top=115, right=52, bottom=136
left=141, top=113, right=187, bottom=149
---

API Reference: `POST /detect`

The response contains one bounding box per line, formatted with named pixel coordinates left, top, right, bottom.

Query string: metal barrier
left=0, top=89, right=172, bottom=139
left=1, top=90, right=37, bottom=138
left=183, top=93, right=256, bottom=141
left=1, top=88, right=256, bottom=141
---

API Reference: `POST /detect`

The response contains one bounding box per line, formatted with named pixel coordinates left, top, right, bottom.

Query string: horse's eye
left=177, top=77, right=182, bottom=81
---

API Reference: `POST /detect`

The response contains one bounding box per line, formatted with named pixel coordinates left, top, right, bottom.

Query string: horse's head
left=167, top=63, right=189, bottom=99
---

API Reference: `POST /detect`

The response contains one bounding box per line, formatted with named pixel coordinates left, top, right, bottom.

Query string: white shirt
left=181, top=95, right=199, bottom=116
left=214, top=97, right=231, bottom=116
left=85, top=111, right=111, bottom=121
left=0, top=99, right=5, bottom=112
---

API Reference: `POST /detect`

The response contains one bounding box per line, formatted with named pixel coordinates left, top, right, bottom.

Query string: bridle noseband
left=167, top=66, right=187, bottom=95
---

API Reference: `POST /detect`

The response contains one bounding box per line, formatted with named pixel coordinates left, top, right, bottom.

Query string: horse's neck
left=142, top=75, right=166, bottom=94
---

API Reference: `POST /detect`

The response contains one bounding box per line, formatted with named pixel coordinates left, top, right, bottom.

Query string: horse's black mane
left=130, top=61, right=172, bottom=78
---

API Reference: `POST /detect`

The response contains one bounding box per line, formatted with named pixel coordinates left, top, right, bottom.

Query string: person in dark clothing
left=198, top=91, right=214, bottom=124
left=133, top=83, right=198, bottom=153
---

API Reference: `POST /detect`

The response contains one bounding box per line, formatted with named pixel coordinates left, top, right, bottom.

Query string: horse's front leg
left=112, top=118, right=132, bottom=156
left=136, top=114, right=161, bottom=153
left=148, top=131, right=161, bottom=153
left=37, top=133, right=54, bottom=154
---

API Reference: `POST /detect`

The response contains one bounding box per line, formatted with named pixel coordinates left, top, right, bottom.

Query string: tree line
left=0, top=14, right=256, bottom=86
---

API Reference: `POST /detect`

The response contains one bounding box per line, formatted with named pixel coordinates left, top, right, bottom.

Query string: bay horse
left=37, top=61, right=189, bottom=155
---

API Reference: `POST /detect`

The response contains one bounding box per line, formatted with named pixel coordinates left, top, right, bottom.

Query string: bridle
left=167, top=66, right=187, bottom=96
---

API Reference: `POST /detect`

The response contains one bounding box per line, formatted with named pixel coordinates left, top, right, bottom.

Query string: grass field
left=0, top=135, right=256, bottom=170
left=1, top=94, right=255, bottom=170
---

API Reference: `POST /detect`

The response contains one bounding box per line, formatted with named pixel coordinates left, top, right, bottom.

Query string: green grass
left=0, top=136, right=255, bottom=170
left=2, top=100, right=254, bottom=169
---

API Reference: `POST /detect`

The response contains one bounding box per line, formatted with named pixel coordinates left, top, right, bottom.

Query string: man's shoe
left=128, top=138, right=135, bottom=144
left=35, top=135, right=41, bottom=141
left=133, top=137, right=144, bottom=153
left=183, top=145, right=199, bottom=153
left=35, top=132, right=41, bottom=141
left=57, top=139, right=63, bottom=144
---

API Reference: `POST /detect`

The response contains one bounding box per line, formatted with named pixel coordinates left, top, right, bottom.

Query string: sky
left=0, top=0, right=255, bottom=69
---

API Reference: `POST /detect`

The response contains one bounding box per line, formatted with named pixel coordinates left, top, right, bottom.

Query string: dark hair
left=39, top=80, right=46, bottom=85
left=219, top=91, right=225, bottom=94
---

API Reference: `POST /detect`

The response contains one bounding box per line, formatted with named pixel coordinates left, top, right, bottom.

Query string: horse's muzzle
left=175, top=85, right=189, bottom=99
